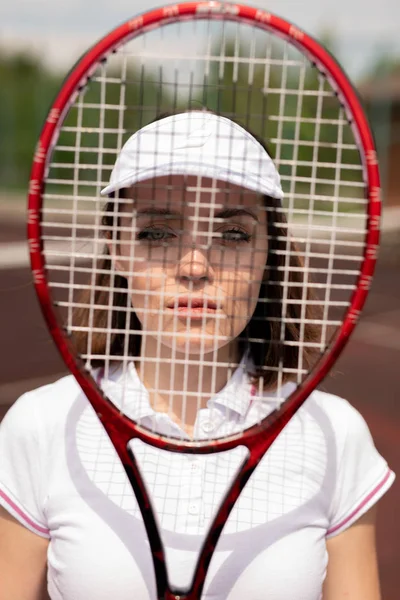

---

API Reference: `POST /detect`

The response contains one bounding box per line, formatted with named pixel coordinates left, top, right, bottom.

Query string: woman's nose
left=176, top=246, right=213, bottom=284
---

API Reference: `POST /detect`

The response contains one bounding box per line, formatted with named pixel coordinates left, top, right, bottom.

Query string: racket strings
left=41, top=16, right=366, bottom=437
left=75, top=399, right=329, bottom=530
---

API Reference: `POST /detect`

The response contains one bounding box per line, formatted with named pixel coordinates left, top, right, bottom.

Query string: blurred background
left=0, top=0, right=399, bottom=596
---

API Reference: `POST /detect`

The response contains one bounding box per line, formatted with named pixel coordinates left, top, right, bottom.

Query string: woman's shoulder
left=2, top=374, right=83, bottom=433
left=305, top=388, right=376, bottom=453
left=305, top=390, right=394, bottom=537
left=307, top=388, right=360, bottom=417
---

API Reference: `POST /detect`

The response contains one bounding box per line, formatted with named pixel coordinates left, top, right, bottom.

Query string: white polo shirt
left=0, top=364, right=394, bottom=600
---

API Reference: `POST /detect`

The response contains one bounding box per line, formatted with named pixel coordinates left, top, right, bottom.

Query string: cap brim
left=101, top=162, right=284, bottom=199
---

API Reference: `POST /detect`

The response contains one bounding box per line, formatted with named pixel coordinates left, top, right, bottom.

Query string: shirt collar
left=96, top=358, right=295, bottom=423
left=98, top=363, right=154, bottom=422
left=206, top=355, right=253, bottom=417
left=207, top=358, right=296, bottom=418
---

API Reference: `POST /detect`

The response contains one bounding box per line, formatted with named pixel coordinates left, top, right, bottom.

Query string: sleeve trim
left=0, top=488, right=50, bottom=537
left=327, top=468, right=394, bottom=536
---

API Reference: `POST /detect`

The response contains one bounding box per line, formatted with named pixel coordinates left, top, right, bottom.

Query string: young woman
left=0, top=111, right=394, bottom=600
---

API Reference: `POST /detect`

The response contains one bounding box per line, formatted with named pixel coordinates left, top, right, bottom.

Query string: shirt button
left=191, top=462, right=200, bottom=473
left=201, top=421, right=215, bottom=433
left=188, top=504, right=199, bottom=515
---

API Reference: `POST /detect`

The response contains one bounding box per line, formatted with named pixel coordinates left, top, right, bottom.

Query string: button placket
left=195, top=408, right=225, bottom=439
left=188, top=503, right=200, bottom=515
left=184, top=456, right=206, bottom=528
left=190, top=459, right=201, bottom=474
left=201, top=420, right=215, bottom=433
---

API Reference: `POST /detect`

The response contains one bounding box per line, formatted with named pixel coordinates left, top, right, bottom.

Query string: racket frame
left=27, top=3, right=381, bottom=599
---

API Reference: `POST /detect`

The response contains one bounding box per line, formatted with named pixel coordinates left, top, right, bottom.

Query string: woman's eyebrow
left=135, top=207, right=181, bottom=218
left=214, top=208, right=259, bottom=222
left=135, top=207, right=259, bottom=222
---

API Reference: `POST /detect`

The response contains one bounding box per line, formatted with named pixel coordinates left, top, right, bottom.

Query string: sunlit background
left=1, top=0, right=399, bottom=597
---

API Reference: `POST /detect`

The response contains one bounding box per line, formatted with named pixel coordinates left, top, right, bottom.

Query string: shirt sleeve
left=326, top=399, right=395, bottom=538
left=0, top=391, right=50, bottom=538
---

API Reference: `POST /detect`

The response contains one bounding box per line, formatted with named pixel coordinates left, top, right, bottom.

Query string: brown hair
left=72, top=114, right=323, bottom=388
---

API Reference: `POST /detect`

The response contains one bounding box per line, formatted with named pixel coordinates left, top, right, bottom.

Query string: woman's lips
left=167, top=297, right=219, bottom=318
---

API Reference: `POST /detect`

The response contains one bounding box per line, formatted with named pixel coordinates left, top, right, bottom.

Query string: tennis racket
left=28, top=2, right=380, bottom=599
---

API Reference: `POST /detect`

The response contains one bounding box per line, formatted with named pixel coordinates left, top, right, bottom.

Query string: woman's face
left=113, top=175, right=268, bottom=357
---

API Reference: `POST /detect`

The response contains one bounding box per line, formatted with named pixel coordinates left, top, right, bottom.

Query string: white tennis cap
left=101, top=111, right=283, bottom=199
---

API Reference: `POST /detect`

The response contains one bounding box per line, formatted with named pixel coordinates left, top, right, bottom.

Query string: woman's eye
left=137, top=226, right=251, bottom=244
left=222, top=228, right=251, bottom=243
left=137, top=228, right=174, bottom=242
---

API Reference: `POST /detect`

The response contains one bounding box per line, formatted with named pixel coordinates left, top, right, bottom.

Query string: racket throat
left=124, top=456, right=169, bottom=599
left=126, top=444, right=256, bottom=600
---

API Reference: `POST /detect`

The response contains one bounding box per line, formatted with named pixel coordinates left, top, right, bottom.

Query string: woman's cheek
left=127, top=273, right=165, bottom=314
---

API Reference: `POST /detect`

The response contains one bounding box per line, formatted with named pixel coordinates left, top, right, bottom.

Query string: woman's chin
left=157, top=332, right=233, bottom=357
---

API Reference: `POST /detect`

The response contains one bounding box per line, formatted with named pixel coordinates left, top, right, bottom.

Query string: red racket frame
left=27, top=3, right=381, bottom=599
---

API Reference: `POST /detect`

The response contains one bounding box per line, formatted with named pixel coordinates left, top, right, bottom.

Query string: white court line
left=353, top=322, right=400, bottom=352
left=0, top=221, right=366, bottom=271
left=1, top=206, right=399, bottom=271
left=0, top=241, right=96, bottom=270
left=0, top=241, right=29, bottom=269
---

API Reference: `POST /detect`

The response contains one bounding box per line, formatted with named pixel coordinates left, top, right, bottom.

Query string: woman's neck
left=135, top=340, right=240, bottom=434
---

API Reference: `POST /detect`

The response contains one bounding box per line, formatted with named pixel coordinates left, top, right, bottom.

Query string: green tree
left=49, top=58, right=177, bottom=196
left=0, top=50, right=62, bottom=190
left=0, top=49, right=178, bottom=194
